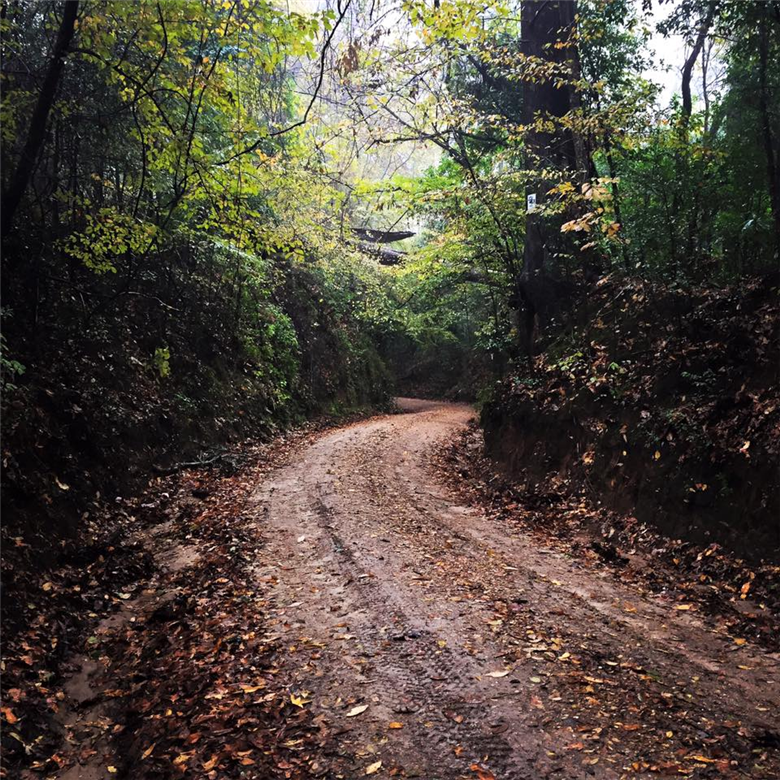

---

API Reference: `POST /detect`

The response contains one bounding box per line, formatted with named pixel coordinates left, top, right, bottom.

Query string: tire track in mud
left=306, top=493, right=553, bottom=780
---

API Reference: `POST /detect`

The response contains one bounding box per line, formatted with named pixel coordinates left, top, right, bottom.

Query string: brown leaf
left=203, top=755, right=219, bottom=771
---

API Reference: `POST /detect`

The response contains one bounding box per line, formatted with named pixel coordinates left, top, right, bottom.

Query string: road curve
left=252, top=399, right=779, bottom=780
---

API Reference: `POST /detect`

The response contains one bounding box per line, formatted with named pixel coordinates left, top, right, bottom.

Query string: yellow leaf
left=141, top=743, right=155, bottom=760
left=388, top=722, right=404, bottom=729
left=42, top=582, right=53, bottom=592
left=654, top=450, right=661, bottom=460
left=107, top=768, right=118, bottom=775
left=733, top=637, right=747, bottom=646
left=486, top=670, right=510, bottom=678
left=290, top=693, right=310, bottom=707
left=365, top=759, right=382, bottom=775
left=346, top=704, right=368, bottom=717
left=675, top=604, right=693, bottom=610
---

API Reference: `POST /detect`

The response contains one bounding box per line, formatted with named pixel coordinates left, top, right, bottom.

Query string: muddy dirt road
left=250, top=399, right=780, bottom=779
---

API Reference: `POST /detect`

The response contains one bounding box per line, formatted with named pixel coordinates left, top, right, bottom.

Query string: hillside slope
left=482, top=274, right=780, bottom=560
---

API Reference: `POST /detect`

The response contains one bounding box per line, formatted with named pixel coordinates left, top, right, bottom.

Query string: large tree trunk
left=519, top=0, right=577, bottom=357
left=1, top=1, right=79, bottom=239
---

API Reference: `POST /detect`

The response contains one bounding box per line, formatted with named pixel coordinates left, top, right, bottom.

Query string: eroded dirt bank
left=8, top=400, right=778, bottom=779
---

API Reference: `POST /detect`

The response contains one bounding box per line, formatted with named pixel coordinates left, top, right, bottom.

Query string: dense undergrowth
left=1, top=232, right=392, bottom=553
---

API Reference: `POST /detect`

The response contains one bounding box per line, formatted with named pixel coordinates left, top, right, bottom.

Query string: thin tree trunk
left=682, top=6, right=716, bottom=125
left=2, top=0, right=79, bottom=239
left=681, top=25, right=707, bottom=122
left=701, top=39, right=713, bottom=136
left=758, top=10, right=780, bottom=255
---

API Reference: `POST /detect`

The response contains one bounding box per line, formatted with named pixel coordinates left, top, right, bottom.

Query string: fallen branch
left=151, top=450, right=227, bottom=476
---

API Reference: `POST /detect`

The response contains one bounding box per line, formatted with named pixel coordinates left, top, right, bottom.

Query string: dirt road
left=249, top=399, right=780, bottom=779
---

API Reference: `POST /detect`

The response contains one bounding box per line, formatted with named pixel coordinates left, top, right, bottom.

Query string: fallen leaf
left=388, top=722, right=404, bottom=729
left=347, top=704, right=369, bottom=717
left=290, top=693, right=310, bottom=707
left=733, top=637, right=746, bottom=646
left=1, top=707, right=18, bottom=724
left=470, top=764, right=496, bottom=780
left=486, top=670, right=510, bottom=678
left=141, top=743, right=155, bottom=760
left=366, top=760, right=382, bottom=775
left=675, top=604, right=693, bottom=611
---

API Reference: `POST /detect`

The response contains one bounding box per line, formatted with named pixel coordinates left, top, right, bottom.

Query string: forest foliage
left=1, top=0, right=779, bottom=545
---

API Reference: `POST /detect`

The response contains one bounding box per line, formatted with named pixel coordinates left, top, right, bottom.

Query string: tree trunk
left=758, top=9, right=780, bottom=256
left=519, top=0, right=577, bottom=357
left=680, top=7, right=716, bottom=129
left=1, top=1, right=79, bottom=239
